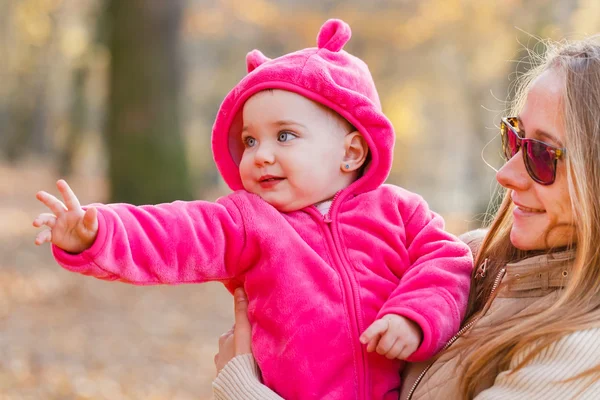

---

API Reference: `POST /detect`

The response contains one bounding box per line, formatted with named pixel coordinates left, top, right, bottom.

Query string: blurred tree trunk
left=59, top=66, right=88, bottom=176
left=105, top=0, right=191, bottom=204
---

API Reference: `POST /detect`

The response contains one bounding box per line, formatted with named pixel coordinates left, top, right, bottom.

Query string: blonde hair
left=456, top=36, right=600, bottom=398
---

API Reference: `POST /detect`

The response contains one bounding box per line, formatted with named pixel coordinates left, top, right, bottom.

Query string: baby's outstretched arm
left=33, top=180, right=98, bottom=253
left=33, top=179, right=250, bottom=285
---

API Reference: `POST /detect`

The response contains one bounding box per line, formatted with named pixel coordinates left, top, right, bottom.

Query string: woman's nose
left=496, top=150, right=530, bottom=191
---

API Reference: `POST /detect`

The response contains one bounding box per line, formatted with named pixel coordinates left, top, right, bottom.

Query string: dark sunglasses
left=500, top=117, right=566, bottom=185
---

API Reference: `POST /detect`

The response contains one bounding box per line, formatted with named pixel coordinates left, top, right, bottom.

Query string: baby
left=34, top=19, right=472, bottom=400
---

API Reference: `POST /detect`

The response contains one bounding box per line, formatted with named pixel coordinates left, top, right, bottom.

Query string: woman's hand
left=214, top=288, right=253, bottom=374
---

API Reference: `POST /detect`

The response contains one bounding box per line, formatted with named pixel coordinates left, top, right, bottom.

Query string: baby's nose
left=254, top=144, right=275, bottom=165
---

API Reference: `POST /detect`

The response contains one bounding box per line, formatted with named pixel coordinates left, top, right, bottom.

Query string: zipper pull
left=323, top=213, right=332, bottom=223
left=475, top=258, right=489, bottom=279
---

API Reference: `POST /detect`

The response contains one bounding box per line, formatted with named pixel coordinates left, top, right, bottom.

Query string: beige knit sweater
left=474, top=328, right=600, bottom=400
left=213, top=354, right=281, bottom=400
left=213, top=328, right=600, bottom=399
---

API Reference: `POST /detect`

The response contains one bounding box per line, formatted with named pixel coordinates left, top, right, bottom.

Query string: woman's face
left=496, top=69, right=576, bottom=250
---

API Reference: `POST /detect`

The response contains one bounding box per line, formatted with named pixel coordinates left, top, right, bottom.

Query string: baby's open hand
left=360, top=314, right=422, bottom=360
left=33, top=179, right=98, bottom=254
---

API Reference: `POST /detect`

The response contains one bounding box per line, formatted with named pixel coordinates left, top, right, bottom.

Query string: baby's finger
left=33, top=213, right=57, bottom=229
left=384, top=339, right=405, bottom=360
left=397, top=343, right=417, bottom=360
left=35, top=229, right=52, bottom=245
left=56, top=180, right=81, bottom=211
left=360, top=319, right=388, bottom=344
left=82, top=207, right=98, bottom=233
left=36, top=191, right=67, bottom=216
left=366, top=336, right=381, bottom=353
left=397, top=342, right=419, bottom=360
left=375, top=332, right=397, bottom=356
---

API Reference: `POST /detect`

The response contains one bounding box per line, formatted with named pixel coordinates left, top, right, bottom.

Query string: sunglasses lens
left=501, top=121, right=519, bottom=159
left=525, top=141, right=555, bottom=184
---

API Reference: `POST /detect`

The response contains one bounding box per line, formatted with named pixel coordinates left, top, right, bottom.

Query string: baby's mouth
left=258, top=175, right=285, bottom=188
left=258, top=175, right=285, bottom=182
left=261, top=177, right=283, bottom=182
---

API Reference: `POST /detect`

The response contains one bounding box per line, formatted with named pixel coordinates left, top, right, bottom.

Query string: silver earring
left=345, top=164, right=350, bottom=169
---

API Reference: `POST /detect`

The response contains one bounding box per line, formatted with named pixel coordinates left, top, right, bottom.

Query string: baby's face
left=239, top=90, right=350, bottom=212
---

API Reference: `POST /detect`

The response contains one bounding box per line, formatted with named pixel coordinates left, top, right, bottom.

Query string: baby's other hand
left=33, top=179, right=98, bottom=253
left=359, top=314, right=422, bottom=360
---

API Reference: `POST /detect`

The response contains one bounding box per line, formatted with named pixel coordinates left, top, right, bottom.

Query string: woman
left=212, top=37, right=600, bottom=399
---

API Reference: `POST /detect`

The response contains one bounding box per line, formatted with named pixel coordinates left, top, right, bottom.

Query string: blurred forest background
left=0, top=0, right=598, bottom=399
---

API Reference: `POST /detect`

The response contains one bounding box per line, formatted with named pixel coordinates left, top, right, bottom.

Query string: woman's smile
left=513, top=206, right=546, bottom=218
left=512, top=199, right=545, bottom=217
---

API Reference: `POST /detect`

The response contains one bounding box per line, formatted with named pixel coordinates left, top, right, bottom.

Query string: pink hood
left=211, top=18, right=394, bottom=196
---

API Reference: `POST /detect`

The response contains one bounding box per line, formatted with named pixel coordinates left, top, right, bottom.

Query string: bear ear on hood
left=246, top=49, right=271, bottom=73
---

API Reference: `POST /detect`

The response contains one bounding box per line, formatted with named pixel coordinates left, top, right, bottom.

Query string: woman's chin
left=510, top=222, right=575, bottom=251
left=510, top=225, right=545, bottom=251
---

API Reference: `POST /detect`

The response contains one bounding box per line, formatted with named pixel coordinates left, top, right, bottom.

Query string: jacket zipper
left=318, top=192, right=367, bottom=399
left=405, top=266, right=507, bottom=400
left=323, top=191, right=342, bottom=223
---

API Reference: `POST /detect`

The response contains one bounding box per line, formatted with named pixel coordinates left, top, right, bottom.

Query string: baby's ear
left=342, top=131, right=369, bottom=172
left=246, top=50, right=271, bottom=73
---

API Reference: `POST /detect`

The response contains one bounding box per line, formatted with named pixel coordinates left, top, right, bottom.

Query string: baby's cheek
left=239, top=161, right=252, bottom=180
left=239, top=173, right=254, bottom=192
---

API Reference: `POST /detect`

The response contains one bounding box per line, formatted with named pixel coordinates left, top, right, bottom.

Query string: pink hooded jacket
left=52, top=19, right=473, bottom=400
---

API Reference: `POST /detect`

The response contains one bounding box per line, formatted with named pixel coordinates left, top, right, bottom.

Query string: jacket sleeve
left=475, top=328, right=600, bottom=400
left=51, top=196, right=248, bottom=285
left=213, top=354, right=284, bottom=400
left=377, top=196, right=473, bottom=362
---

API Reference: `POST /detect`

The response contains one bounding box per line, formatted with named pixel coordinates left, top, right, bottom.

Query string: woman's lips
left=514, top=205, right=546, bottom=218
left=516, top=206, right=545, bottom=213
left=512, top=199, right=545, bottom=214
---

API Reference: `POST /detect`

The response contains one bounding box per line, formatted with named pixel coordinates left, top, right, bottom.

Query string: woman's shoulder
left=476, top=328, right=600, bottom=399
left=458, top=229, right=487, bottom=257
left=516, top=327, right=600, bottom=366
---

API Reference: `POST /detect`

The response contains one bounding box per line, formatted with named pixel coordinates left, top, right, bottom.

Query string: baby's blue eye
left=244, top=137, right=256, bottom=147
left=278, top=131, right=296, bottom=142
